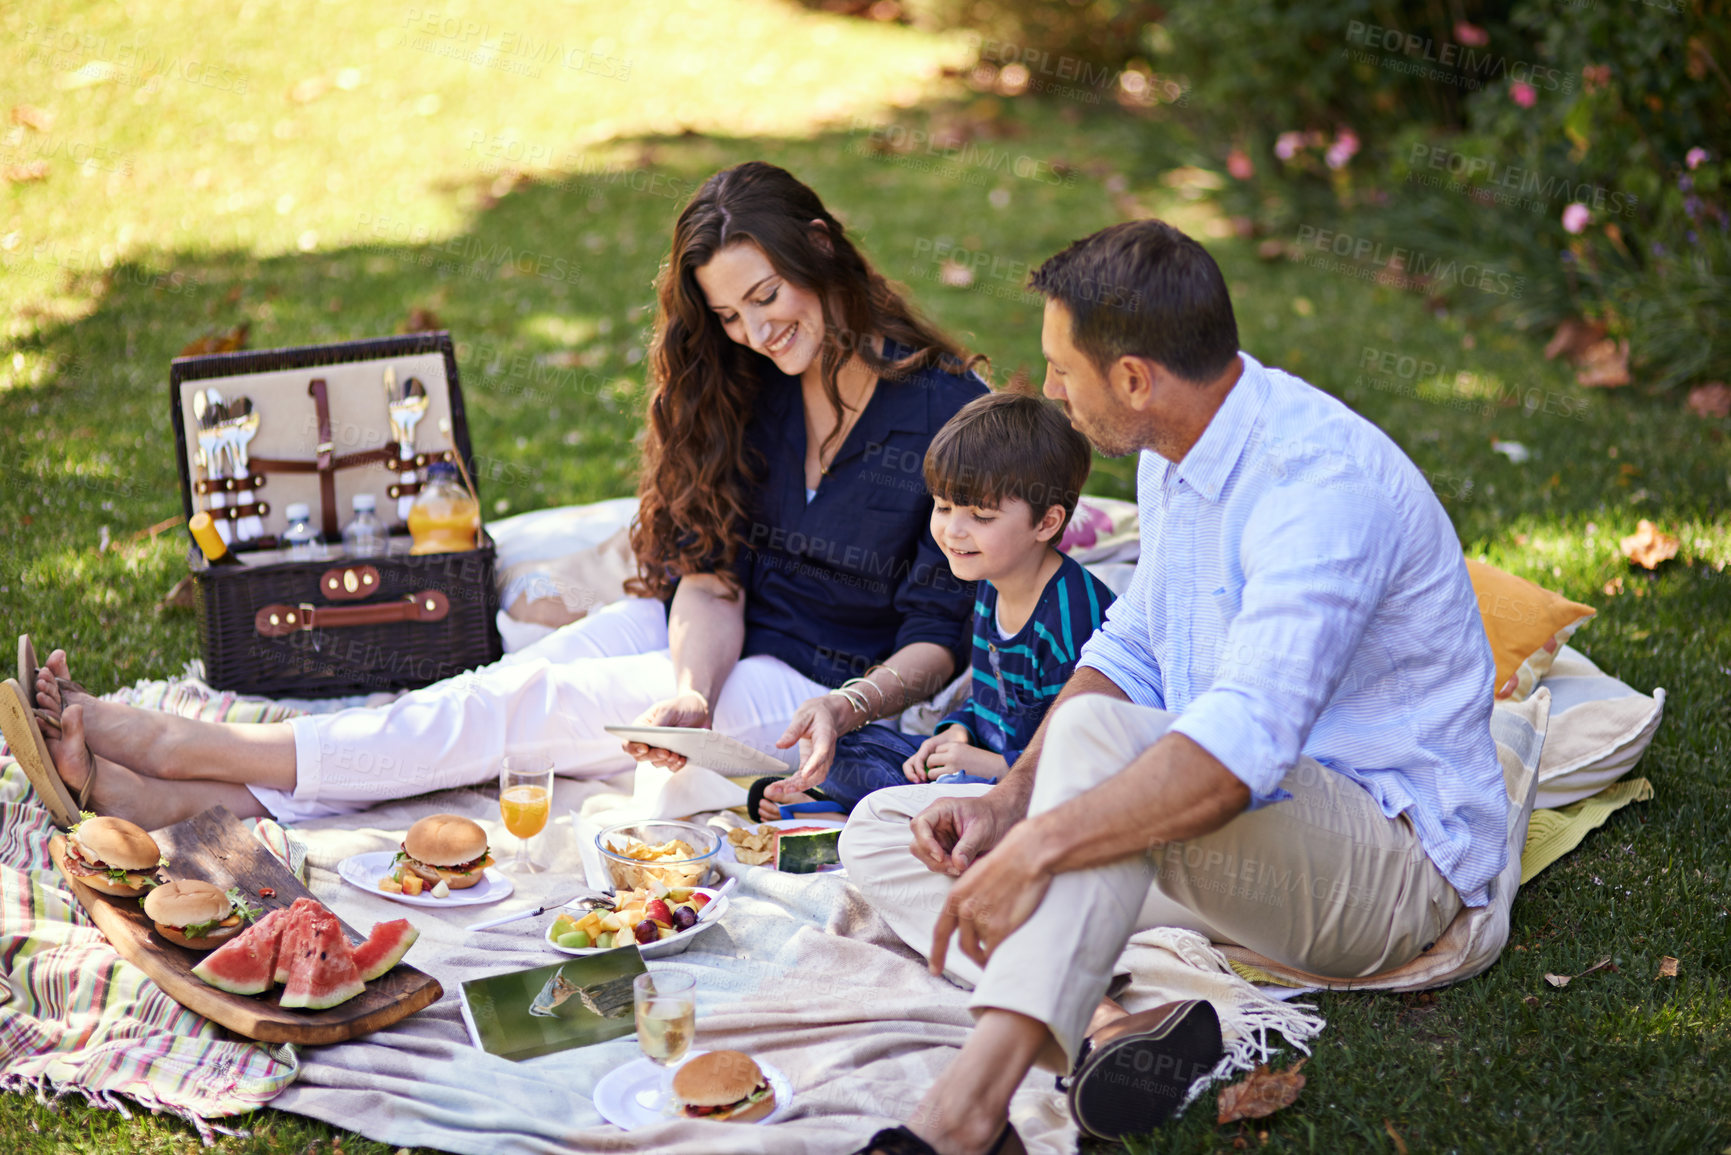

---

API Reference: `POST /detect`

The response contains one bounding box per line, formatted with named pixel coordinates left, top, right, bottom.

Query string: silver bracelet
left=867, top=663, right=908, bottom=710
left=827, top=686, right=870, bottom=721
left=842, top=676, right=887, bottom=712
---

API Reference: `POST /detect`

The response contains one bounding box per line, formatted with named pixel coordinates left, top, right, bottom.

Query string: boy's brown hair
left=923, top=391, right=1093, bottom=535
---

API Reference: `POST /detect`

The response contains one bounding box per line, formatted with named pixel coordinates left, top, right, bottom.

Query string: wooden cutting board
left=51, top=805, right=442, bottom=1045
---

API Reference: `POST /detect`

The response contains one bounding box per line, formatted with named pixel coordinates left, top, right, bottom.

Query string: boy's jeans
left=821, top=724, right=999, bottom=811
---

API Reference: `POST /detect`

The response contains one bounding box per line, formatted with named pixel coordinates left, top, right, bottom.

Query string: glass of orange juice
left=499, top=753, right=553, bottom=874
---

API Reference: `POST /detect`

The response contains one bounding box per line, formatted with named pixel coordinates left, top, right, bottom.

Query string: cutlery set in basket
left=171, top=333, right=502, bottom=697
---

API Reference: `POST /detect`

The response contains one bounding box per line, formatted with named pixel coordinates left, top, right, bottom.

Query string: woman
left=25, top=162, right=988, bottom=830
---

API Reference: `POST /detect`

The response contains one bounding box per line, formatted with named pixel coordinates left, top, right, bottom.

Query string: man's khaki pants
left=839, top=694, right=1462, bottom=1065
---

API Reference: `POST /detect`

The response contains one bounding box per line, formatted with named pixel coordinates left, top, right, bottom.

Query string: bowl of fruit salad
left=546, top=884, right=727, bottom=958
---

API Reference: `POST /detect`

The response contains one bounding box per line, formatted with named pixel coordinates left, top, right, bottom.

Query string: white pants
left=251, top=597, right=828, bottom=822
left=840, top=694, right=1461, bottom=1064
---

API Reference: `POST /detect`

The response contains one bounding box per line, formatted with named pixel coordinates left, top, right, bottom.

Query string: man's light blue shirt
left=1077, top=353, right=1508, bottom=906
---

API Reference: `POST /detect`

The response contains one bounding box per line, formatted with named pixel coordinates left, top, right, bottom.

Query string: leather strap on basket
left=308, top=378, right=340, bottom=539
left=248, top=447, right=397, bottom=474
left=254, top=590, right=450, bottom=638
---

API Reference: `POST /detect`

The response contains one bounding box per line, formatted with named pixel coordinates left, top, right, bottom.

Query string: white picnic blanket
left=276, top=774, right=1089, bottom=1154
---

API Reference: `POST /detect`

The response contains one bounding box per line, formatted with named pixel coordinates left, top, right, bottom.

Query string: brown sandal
left=0, top=677, right=82, bottom=828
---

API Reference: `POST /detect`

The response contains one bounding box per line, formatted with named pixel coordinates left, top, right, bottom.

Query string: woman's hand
left=770, top=693, right=858, bottom=799
left=623, top=690, right=712, bottom=770
left=902, top=725, right=973, bottom=782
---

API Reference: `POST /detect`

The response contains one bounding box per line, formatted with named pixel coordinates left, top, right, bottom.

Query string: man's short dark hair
left=1029, top=219, right=1239, bottom=383
left=924, top=391, right=1093, bottom=535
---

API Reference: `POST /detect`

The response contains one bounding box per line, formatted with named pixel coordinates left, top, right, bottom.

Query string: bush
left=1158, top=0, right=1729, bottom=390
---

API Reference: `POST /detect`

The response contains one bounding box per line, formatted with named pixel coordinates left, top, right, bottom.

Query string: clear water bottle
left=282, top=502, right=326, bottom=563
left=341, top=493, right=386, bottom=558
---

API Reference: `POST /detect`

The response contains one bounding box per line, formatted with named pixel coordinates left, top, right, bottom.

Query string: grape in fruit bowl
left=546, top=884, right=719, bottom=956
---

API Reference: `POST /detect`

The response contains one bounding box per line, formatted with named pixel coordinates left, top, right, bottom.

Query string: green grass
left=3, top=2, right=1730, bottom=1153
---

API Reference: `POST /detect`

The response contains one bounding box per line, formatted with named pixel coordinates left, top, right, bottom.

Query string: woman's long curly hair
left=627, top=161, right=983, bottom=599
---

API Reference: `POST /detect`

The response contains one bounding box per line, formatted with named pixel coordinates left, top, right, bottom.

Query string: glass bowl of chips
left=594, top=820, right=721, bottom=892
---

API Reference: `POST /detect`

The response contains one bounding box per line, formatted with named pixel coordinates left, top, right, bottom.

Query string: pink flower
left=1686, top=147, right=1709, bottom=170
left=1227, top=148, right=1254, bottom=180
left=1511, top=81, right=1537, bottom=108
left=1562, top=203, right=1591, bottom=234
left=1274, top=131, right=1304, bottom=161
left=1058, top=503, right=1113, bottom=552
left=1454, top=21, right=1489, bottom=47
left=1325, top=129, right=1360, bottom=170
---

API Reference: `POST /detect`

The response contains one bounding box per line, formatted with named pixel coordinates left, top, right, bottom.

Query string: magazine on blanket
left=458, top=946, right=648, bottom=1061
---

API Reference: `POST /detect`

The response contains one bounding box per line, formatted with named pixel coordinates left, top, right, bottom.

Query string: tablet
left=603, top=725, right=793, bottom=775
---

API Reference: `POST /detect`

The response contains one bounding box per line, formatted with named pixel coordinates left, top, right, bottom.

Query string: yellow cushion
left=1464, top=559, right=1596, bottom=700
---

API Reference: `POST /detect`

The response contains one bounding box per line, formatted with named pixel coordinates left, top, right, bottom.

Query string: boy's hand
left=902, top=726, right=973, bottom=782
left=924, top=743, right=1010, bottom=779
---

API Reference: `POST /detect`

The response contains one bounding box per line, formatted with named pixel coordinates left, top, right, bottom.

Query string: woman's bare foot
left=36, top=657, right=179, bottom=779
left=47, top=704, right=266, bottom=828
left=33, top=649, right=296, bottom=790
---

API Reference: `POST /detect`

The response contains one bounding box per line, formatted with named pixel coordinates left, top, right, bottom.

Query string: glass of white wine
left=633, top=971, right=696, bottom=1114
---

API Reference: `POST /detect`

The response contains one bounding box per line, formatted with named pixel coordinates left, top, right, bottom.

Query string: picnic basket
left=169, top=332, right=502, bottom=697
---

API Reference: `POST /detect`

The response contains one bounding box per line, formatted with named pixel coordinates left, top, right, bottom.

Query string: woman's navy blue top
left=698, top=348, right=987, bottom=688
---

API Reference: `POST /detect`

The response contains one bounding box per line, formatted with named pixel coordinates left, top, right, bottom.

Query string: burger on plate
left=395, top=814, right=494, bottom=890
left=63, top=816, right=166, bottom=897
left=671, top=1050, right=776, bottom=1122
left=142, top=879, right=254, bottom=951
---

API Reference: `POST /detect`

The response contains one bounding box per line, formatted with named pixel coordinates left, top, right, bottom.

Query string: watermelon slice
left=192, top=908, right=288, bottom=995
left=278, top=904, right=366, bottom=1010
left=352, top=918, right=419, bottom=982
left=274, top=898, right=322, bottom=985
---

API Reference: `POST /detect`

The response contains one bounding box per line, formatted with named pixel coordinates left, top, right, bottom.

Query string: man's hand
left=623, top=691, right=711, bottom=770
left=929, top=819, right=1052, bottom=974
left=902, top=725, right=971, bottom=782
left=909, top=788, right=1019, bottom=876
left=770, top=694, right=855, bottom=798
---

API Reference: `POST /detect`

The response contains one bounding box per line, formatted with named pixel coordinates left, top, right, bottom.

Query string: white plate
left=592, top=1053, right=792, bottom=1129
left=719, top=817, right=846, bottom=867
left=545, top=887, right=730, bottom=959
left=336, top=850, right=515, bottom=908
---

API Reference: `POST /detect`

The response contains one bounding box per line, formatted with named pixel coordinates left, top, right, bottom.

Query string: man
left=841, top=220, right=1507, bottom=1155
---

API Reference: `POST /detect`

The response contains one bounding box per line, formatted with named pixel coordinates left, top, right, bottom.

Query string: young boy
left=753, top=391, right=1116, bottom=818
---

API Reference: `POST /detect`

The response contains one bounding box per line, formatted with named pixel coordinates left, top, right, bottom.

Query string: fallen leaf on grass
left=1620, top=520, right=1679, bottom=570
left=1523, top=995, right=1541, bottom=1007
left=1544, top=317, right=1607, bottom=363
left=400, top=306, right=442, bottom=333
left=1384, top=1119, right=1409, bottom=1155
left=177, top=322, right=250, bottom=357
left=1576, top=338, right=1631, bottom=388
left=2, top=161, right=49, bottom=184
left=1686, top=383, right=1731, bottom=419
left=1544, top=956, right=1615, bottom=988
left=1657, top=956, right=1679, bottom=978
left=10, top=105, right=54, bottom=131
left=1217, top=1058, right=1307, bottom=1124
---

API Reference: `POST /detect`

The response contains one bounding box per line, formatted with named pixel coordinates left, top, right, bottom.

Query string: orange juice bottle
left=499, top=784, right=550, bottom=838
left=407, top=462, right=479, bottom=555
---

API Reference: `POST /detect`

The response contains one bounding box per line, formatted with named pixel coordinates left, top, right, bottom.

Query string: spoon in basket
left=386, top=370, right=429, bottom=522
left=194, top=389, right=233, bottom=544
left=227, top=396, right=265, bottom=541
